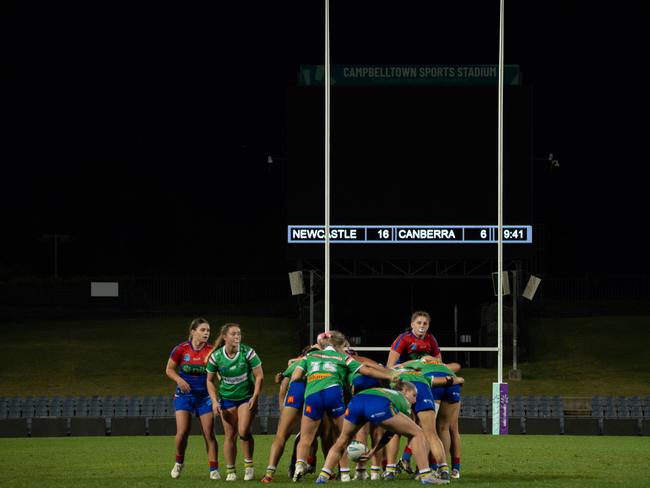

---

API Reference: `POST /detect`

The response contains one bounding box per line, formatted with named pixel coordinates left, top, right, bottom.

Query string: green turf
left=1, top=314, right=650, bottom=397
left=1, top=434, right=649, bottom=487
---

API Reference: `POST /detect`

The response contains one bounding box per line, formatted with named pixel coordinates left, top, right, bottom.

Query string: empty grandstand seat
left=48, top=396, right=63, bottom=417
left=0, top=398, right=7, bottom=419
left=6, top=398, right=23, bottom=419
left=591, top=395, right=605, bottom=417
left=75, top=397, right=89, bottom=417
left=61, top=397, right=76, bottom=417
left=550, top=396, right=565, bottom=417
left=33, top=397, right=50, bottom=417
left=114, top=396, right=129, bottom=417
left=141, top=396, right=156, bottom=417
left=100, top=396, right=115, bottom=417
left=22, top=397, right=35, bottom=418
left=127, top=397, right=142, bottom=417
left=509, top=395, right=525, bottom=417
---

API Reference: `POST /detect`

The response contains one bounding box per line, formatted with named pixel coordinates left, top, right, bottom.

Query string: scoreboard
left=288, top=225, right=532, bottom=244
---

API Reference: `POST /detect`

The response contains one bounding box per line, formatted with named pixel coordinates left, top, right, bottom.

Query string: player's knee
left=239, top=432, right=253, bottom=441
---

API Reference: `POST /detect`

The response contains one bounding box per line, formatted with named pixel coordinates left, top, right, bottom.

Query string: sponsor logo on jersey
left=220, top=373, right=248, bottom=385
left=307, top=373, right=334, bottom=382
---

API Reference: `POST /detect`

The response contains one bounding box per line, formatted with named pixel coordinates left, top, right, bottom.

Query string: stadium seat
left=604, top=397, right=619, bottom=417
left=100, top=396, right=115, bottom=417
left=6, top=398, right=23, bottom=419
left=550, top=396, right=565, bottom=418
left=141, top=396, right=155, bottom=417
left=22, top=397, right=35, bottom=418
left=0, top=398, right=7, bottom=419
left=33, top=397, right=50, bottom=417
left=30, top=418, right=69, bottom=437
left=75, top=397, right=89, bottom=417
left=61, top=397, right=76, bottom=417
left=88, top=398, right=102, bottom=417
left=509, top=395, right=525, bottom=417
left=127, top=396, right=142, bottom=417
left=114, top=397, right=129, bottom=417
left=48, top=396, right=63, bottom=417
left=591, top=395, right=605, bottom=417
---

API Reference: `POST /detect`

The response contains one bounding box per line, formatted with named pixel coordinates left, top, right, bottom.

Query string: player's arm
left=430, top=375, right=464, bottom=387
left=249, top=364, right=264, bottom=410
left=358, top=364, right=397, bottom=382
left=358, top=429, right=397, bottom=463
left=290, top=360, right=306, bottom=382
left=278, top=376, right=290, bottom=410
left=165, top=358, right=190, bottom=393
left=206, top=371, right=222, bottom=417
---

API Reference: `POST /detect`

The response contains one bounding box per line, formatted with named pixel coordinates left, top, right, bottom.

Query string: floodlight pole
left=324, top=0, right=331, bottom=332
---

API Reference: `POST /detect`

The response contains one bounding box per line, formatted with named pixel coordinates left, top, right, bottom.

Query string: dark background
left=3, top=1, right=648, bottom=281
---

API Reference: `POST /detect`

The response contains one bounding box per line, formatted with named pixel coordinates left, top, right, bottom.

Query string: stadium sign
left=298, top=64, right=521, bottom=86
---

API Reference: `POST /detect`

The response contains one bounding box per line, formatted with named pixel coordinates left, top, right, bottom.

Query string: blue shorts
left=426, top=372, right=462, bottom=404
left=219, top=397, right=252, bottom=410
left=345, top=394, right=397, bottom=426
left=174, top=391, right=213, bottom=417
left=413, top=381, right=436, bottom=413
left=352, top=375, right=381, bottom=395
left=284, top=381, right=306, bottom=409
left=304, top=386, right=346, bottom=420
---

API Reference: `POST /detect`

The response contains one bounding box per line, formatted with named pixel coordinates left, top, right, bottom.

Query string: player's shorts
left=426, top=372, right=462, bottom=404
left=352, top=375, right=381, bottom=395
left=219, top=397, right=252, bottom=410
left=174, top=391, right=213, bottom=417
left=412, top=381, right=436, bottom=413
left=303, top=385, right=346, bottom=420
left=345, top=394, right=397, bottom=426
left=284, top=380, right=306, bottom=409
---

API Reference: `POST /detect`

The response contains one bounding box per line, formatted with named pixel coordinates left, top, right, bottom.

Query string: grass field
left=1, top=314, right=650, bottom=397
left=2, top=434, right=649, bottom=487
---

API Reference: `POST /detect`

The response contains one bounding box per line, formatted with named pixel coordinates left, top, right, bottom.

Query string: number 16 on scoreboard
left=367, top=227, right=393, bottom=242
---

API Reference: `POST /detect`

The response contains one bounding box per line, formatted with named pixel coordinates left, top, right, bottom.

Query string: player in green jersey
left=313, top=378, right=460, bottom=485
left=290, top=331, right=397, bottom=482
left=206, top=323, right=263, bottom=481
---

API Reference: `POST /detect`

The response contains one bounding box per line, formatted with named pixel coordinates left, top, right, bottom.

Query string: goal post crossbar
left=352, top=346, right=499, bottom=352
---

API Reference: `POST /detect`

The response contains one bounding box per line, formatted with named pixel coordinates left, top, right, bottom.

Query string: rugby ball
left=346, top=440, right=367, bottom=462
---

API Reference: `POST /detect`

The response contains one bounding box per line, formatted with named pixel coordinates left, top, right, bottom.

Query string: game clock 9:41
left=502, top=228, right=527, bottom=240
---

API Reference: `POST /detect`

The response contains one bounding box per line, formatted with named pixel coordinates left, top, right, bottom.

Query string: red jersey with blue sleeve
left=390, top=331, right=440, bottom=364
left=169, top=341, right=214, bottom=394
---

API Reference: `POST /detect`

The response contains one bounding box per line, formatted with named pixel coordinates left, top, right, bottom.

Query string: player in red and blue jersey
left=165, top=318, right=219, bottom=480
left=386, top=311, right=441, bottom=475
left=387, top=311, right=442, bottom=368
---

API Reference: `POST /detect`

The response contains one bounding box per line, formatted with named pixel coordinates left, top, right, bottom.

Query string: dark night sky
left=3, top=1, right=648, bottom=279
